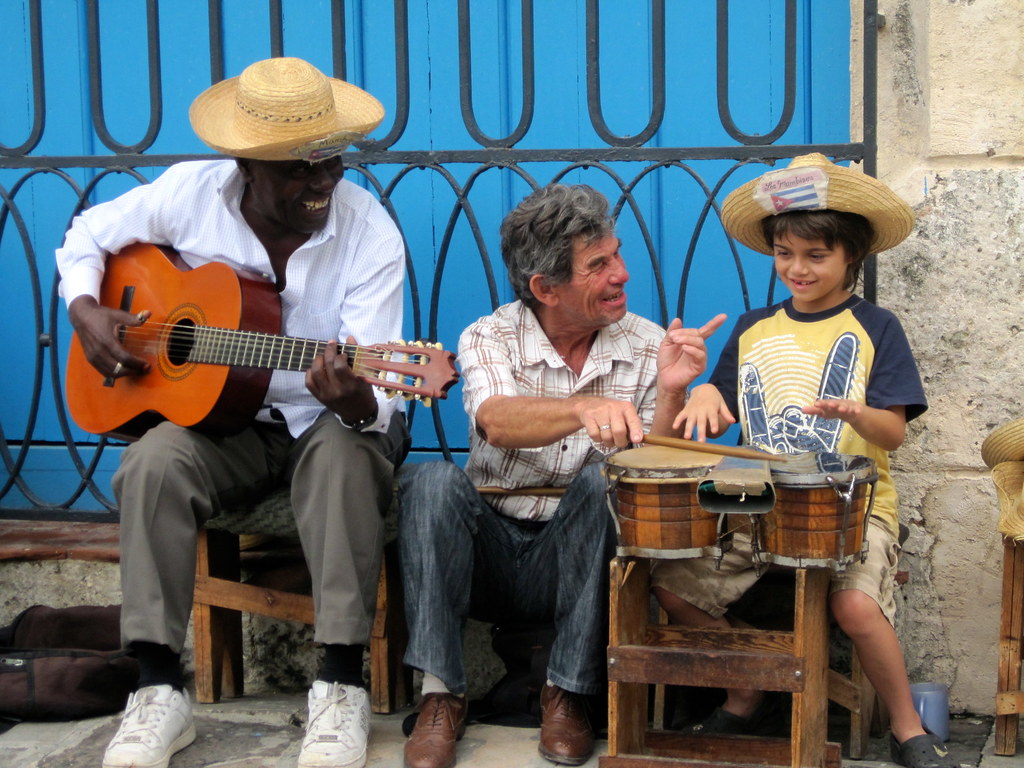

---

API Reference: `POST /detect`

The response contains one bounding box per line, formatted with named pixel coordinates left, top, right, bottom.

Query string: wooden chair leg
left=651, top=606, right=669, bottom=730
left=194, top=528, right=244, bottom=703
left=791, top=568, right=830, bottom=768
left=371, top=540, right=412, bottom=713
left=849, top=648, right=879, bottom=758
left=606, top=557, right=651, bottom=758
left=996, top=537, right=1024, bottom=756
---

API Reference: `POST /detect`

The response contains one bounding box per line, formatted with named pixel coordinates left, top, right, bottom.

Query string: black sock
left=318, top=643, right=365, bottom=688
left=129, top=641, right=184, bottom=691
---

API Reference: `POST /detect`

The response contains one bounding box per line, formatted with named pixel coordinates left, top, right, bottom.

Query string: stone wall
left=855, top=0, right=1024, bottom=715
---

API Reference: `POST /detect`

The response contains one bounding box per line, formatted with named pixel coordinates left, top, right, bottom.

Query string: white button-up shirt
left=56, top=159, right=406, bottom=437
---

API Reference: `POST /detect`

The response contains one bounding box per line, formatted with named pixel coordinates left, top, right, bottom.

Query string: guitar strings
left=115, top=323, right=429, bottom=385
left=118, top=323, right=402, bottom=361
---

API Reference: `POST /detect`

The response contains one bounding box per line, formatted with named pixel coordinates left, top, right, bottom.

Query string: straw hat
left=982, top=417, right=1024, bottom=469
left=721, top=153, right=915, bottom=255
left=189, top=57, right=384, bottom=161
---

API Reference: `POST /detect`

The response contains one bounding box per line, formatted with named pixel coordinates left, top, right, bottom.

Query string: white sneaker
left=102, top=685, right=196, bottom=768
left=297, top=681, right=370, bottom=768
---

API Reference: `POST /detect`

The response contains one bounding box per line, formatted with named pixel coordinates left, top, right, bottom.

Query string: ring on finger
left=598, top=424, right=611, bottom=431
left=112, top=362, right=125, bottom=377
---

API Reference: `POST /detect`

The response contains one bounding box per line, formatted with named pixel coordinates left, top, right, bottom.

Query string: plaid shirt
left=461, top=301, right=666, bottom=521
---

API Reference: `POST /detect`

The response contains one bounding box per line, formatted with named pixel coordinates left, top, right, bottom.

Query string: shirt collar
left=515, top=301, right=640, bottom=375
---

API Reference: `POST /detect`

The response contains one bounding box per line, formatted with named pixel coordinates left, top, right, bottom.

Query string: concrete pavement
left=1, top=690, right=1017, bottom=768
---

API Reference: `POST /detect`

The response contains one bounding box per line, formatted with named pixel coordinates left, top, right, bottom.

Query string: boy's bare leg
left=830, top=589, right=926, bottom=743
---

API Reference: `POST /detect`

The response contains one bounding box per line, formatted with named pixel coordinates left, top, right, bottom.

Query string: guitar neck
left=186, top=326, right=359, bottom=372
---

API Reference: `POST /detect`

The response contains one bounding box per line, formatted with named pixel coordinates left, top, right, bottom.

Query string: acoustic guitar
left=65, top=243, right=459, bottom=440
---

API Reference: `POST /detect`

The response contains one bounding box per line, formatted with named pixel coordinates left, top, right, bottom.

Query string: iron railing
left=0, top=0, right=880, bottom=520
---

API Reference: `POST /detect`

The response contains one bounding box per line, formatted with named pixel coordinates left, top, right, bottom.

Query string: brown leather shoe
left=539, top=683, right=594, bottom=766
left=404, top=692, right=467, bottom=768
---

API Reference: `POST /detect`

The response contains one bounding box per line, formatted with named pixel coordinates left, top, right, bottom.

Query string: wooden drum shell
left=763, top=483, right=869, bottom=563
left=615, top=480, right=719, bottom=552
left=605, top=446, right=718, bottom=558
left=762, top=455, right=877, bottom=570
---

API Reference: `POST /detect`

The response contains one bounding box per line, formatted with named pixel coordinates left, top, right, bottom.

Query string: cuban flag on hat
left=753, top=167, right=829, bottom=214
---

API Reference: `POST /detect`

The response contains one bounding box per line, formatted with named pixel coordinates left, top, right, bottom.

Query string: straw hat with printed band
left=189, top=56, right=384, bottom=162
left=721, top=153, right=915, bottom=255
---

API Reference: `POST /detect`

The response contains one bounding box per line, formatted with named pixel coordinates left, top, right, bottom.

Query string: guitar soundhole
left=167, top=319, right=197, bottom=366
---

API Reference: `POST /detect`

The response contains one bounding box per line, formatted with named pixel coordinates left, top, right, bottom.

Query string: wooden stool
left=987, top=458, right=1024, bottom=756
left=996, top=535, right=1024, bottom=755
left=983, top=423, right=1024, bottom=755
left=647, top=582, right=882, bottom=760
left=605, top=556, right=841, bottom=768
left=191, top=489, right=412, bottom=713
left=724, top=566, right=886, bottom=760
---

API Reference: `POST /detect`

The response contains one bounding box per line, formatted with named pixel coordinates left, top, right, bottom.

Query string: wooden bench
left=196, top=487, right=411, bottom=713
left=0, top=520, right=120, bottom=563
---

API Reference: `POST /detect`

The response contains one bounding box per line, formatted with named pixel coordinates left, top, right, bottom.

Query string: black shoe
left=889, top=733, right=957, bottom=768
left=687, top=696, right=786, bottom=737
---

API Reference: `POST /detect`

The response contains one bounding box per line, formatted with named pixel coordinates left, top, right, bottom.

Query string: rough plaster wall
left=927, top=2, right=1024, bottom=158
left=879, top=168, right=1024, bottom=715
left=870, top=0, right=1024, bottom=715
left=0, top=561, right=122, bottom=616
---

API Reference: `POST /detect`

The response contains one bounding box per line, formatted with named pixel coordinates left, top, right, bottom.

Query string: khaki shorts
left=650, top=516, right=900, bottom=625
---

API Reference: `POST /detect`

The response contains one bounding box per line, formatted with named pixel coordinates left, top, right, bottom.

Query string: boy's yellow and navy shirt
left=708, top=294, right=927, bottom=536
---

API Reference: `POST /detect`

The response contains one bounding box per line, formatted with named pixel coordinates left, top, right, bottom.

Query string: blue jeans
left=397, top=461, right=616, bottom=696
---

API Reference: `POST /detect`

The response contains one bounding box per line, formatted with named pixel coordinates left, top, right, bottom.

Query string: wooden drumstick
left=642, top=433, right=788, bottom=463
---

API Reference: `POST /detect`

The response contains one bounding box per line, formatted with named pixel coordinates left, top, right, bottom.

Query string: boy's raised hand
left=656, top=313, right=728, bottom=395
left=672, top=382, right=736, bottom=442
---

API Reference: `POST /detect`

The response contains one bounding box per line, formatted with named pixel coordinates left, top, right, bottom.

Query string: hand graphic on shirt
left=739, top=332, right=860, bottom=454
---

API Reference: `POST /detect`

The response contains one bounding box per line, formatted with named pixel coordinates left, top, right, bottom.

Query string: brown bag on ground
left=0, top=604, right=139, bottom=720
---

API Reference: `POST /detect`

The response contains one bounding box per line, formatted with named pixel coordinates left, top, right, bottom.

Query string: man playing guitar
left=57, top=56, right=409, bottom=768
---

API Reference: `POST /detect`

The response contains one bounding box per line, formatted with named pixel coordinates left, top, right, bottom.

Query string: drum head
left=769, top=452, right=877, bottom=487
left=605, top=446, right=717, bottom=481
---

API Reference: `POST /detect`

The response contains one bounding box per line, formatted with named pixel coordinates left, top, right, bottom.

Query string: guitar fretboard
left=180, top=325, right=356, bottom=372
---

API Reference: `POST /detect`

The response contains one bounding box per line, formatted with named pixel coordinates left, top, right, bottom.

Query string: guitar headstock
left=351, top=340, right=460, bottom=405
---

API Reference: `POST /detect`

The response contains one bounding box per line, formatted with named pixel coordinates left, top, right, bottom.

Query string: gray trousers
left=113, top=411, right=409, bottom=652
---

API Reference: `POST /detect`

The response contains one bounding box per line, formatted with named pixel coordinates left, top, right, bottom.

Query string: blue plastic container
left=910, top=682, right=950, bottom=742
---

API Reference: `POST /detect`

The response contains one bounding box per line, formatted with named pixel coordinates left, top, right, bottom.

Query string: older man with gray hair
left=398, top=183, right=726, bottom=768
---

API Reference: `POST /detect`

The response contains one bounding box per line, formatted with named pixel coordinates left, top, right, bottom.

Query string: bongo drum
left=763, top=452, right=877, bottom=571
left=604, top=446, right=720, bottom=559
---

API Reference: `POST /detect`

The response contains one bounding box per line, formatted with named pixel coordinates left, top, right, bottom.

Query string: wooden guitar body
left=66, top=244, right=281, bottom=439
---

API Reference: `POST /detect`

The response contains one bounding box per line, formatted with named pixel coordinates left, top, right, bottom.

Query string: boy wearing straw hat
left=56, top=57, right=408, bottom=768
left=652, top=154, right=955, bottom=768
